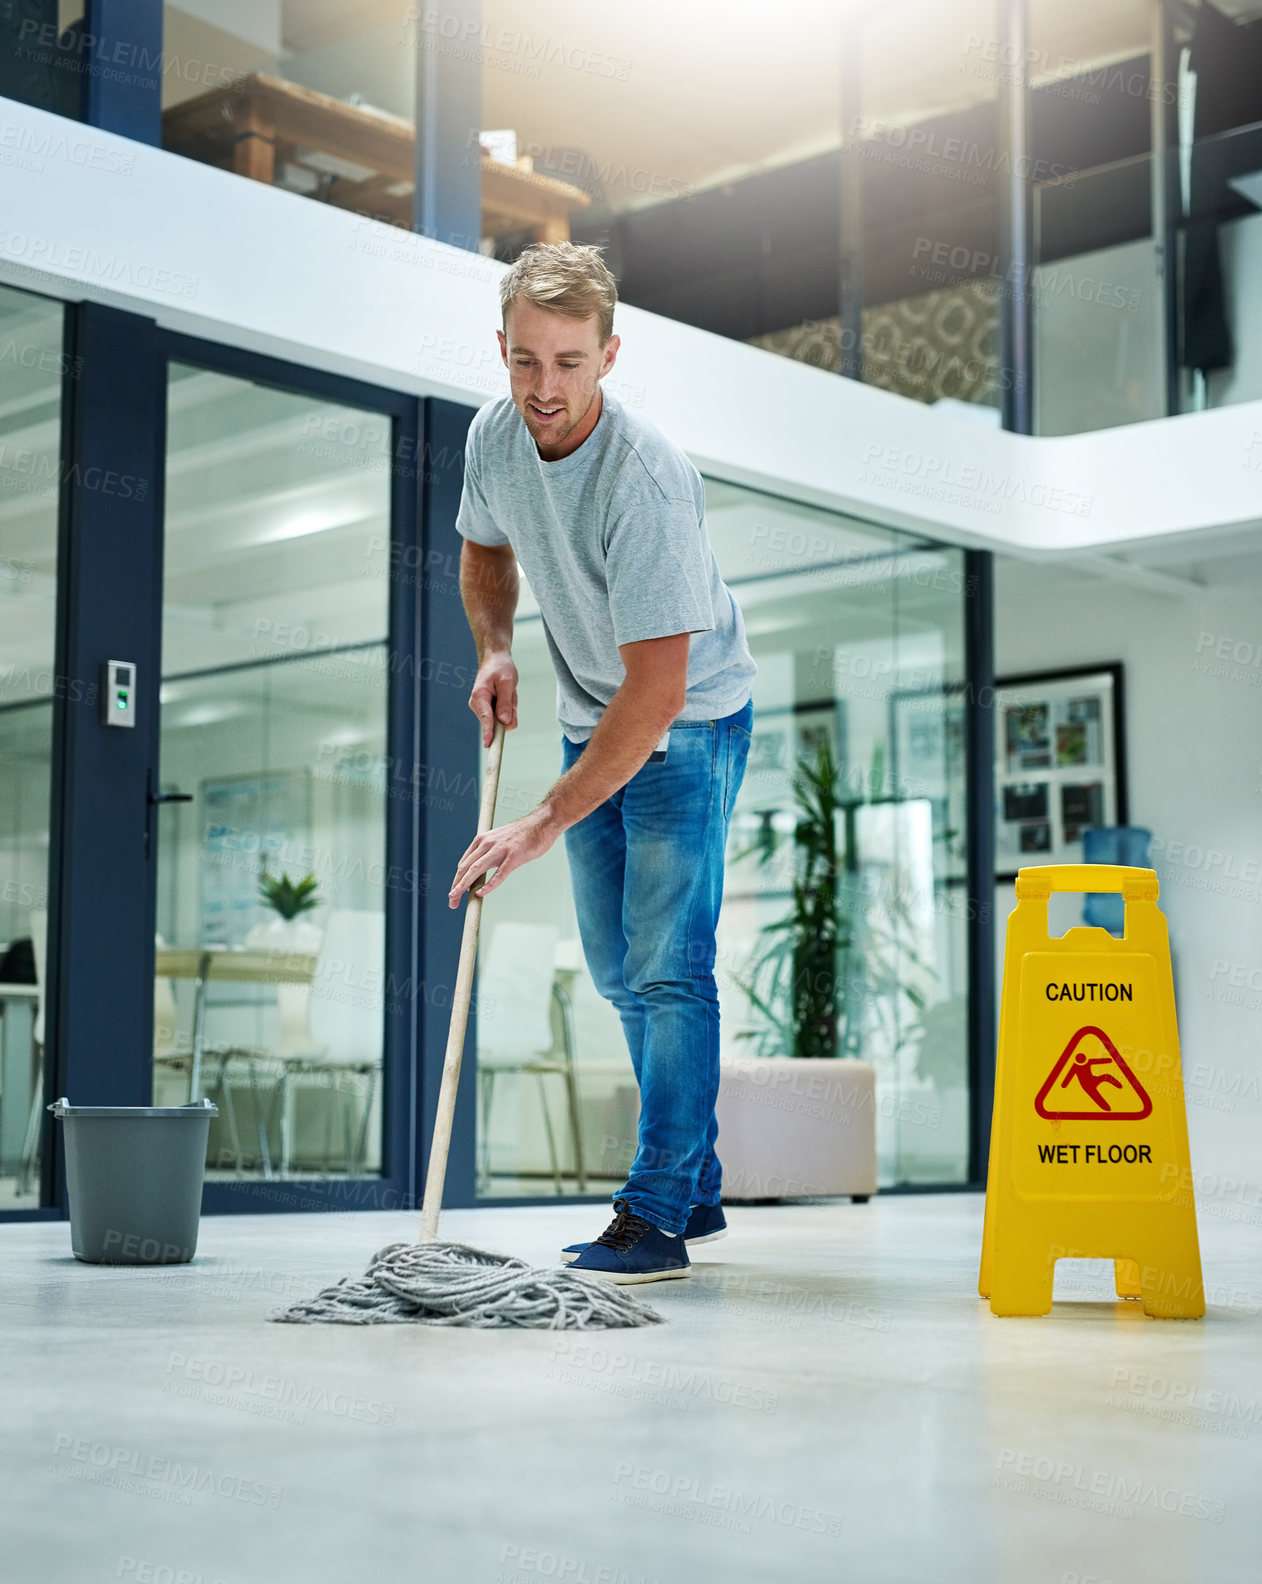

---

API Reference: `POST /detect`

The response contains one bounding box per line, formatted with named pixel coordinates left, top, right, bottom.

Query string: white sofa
left=715, top=1056, right=878, bottom=1201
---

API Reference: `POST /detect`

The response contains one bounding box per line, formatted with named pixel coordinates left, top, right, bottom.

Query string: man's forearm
left=536, top=676, right=683, bottom=835
left=448, top=633, right=689, bottom=904
left=460, top=542, right=519, bottom=658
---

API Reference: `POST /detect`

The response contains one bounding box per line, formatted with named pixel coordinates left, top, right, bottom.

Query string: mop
left=272, top=722, right=662, bottom=1330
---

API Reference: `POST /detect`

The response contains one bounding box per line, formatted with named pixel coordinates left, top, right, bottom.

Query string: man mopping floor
left=448, top=241, right=757, bottom=1286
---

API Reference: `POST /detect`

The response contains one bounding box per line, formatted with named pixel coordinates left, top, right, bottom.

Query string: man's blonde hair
left=499, top=242, right=618, bottom=345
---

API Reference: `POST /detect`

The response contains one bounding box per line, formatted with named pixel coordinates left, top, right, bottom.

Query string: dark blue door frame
left=82, top=0, right=163, bottom=145
left=34, top=302, right=165, bottom=1217
left=964, top=550, right=997, bottom=1188
left=414, top=400, right=481, bottom=1210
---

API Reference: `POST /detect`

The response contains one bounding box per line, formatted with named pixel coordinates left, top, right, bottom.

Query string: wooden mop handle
left=419, top=719, right=507, bottom=1242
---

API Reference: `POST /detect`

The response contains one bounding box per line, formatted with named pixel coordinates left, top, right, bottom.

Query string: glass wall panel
left=154, top=363, right=392, bottom=1182
left=1191, top=122, right=1262, bottom=413
left=716, top=488, right=970, bottom=1188
left=1032, top=221, right=1165, bottom=436
left=1210, top=201, right=1262, bottom=410
left=1025, top=1, right=1173, bottom=434
left=1025, top=0, right=1166, bottom=437
left=474, top=480, right=970, bottom=1197
left=1174, top=0, right=1262, bottom=414
left=0, top=285, right=64, bottom=1206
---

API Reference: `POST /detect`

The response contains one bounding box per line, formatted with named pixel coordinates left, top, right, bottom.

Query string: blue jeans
left=561, top=698, right=753, bottom=1235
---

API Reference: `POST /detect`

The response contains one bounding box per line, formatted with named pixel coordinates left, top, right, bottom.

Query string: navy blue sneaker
left=566, top=1200, right=691, bottom=1284
left=561, top=1201, right=725, bottom=1264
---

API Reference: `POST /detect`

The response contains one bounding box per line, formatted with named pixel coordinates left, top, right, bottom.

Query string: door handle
left=144, top=770, right=193, bottom=861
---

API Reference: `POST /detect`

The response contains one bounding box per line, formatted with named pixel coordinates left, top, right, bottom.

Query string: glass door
left=473, top=478, right=973, bottom=1198
left=0, top=285, right=66, bottom=1212
left=151, top=354, right=407, bottom=1196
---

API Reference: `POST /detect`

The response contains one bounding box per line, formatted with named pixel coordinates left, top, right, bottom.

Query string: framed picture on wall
left=792, top=700, right=846, bottom=770
left=740, top=698, right=848, bottom=794
left=888, top=684, right=968, bottom=884
left=993, top=664, right=1127, bottom=881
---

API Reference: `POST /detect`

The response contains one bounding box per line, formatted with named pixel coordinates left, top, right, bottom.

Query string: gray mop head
left=270, top=1240, right=664, bottom=1329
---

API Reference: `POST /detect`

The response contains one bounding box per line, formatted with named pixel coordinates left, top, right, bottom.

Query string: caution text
left=1045, top=982, right=1133, bottom=1002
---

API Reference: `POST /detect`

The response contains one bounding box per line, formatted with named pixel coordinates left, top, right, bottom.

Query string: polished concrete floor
left=3, top=1194, right=1259, bottom=1584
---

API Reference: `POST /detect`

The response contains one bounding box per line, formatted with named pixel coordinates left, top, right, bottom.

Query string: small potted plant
left=246, top=869, right=324, bottom=954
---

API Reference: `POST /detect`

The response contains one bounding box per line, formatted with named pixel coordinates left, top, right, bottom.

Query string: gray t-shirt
left=455, top=388, right=756, bottom=742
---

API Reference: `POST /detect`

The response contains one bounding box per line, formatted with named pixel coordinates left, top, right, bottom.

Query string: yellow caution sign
left=979, top=864, right=1203, bottom=1318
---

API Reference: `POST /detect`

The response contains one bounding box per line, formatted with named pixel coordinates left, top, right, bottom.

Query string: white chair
left=29, top=908, right=45, bottom=1048
left=269, top=909, right=384, bottom=1176
left=201, top=916, right=327, bottom=1176
left=476, top=922, right=587, bottom=1195
left=15, top=909, right=47, bottom=1195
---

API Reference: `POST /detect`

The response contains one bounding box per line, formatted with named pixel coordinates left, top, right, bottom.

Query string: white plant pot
left=243, top=916, right=324, bottom=954
left=715, top=1056, right=878, bottom=1201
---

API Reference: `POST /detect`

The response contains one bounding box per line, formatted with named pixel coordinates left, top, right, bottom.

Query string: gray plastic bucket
left=49, top=1098, right=217, bottom=1265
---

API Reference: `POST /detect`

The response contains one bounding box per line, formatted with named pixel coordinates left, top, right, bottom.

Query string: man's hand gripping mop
left=273, top=722, right=663, bottom=1329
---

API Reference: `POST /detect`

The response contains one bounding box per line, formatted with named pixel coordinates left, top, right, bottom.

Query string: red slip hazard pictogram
left=1034, top=1026, right=1153, bottom=1120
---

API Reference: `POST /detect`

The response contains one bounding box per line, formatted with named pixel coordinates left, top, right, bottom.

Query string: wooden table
left=162, top=73, right=592, bottom=240
left=154, top=947, right=318, bottom=1102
